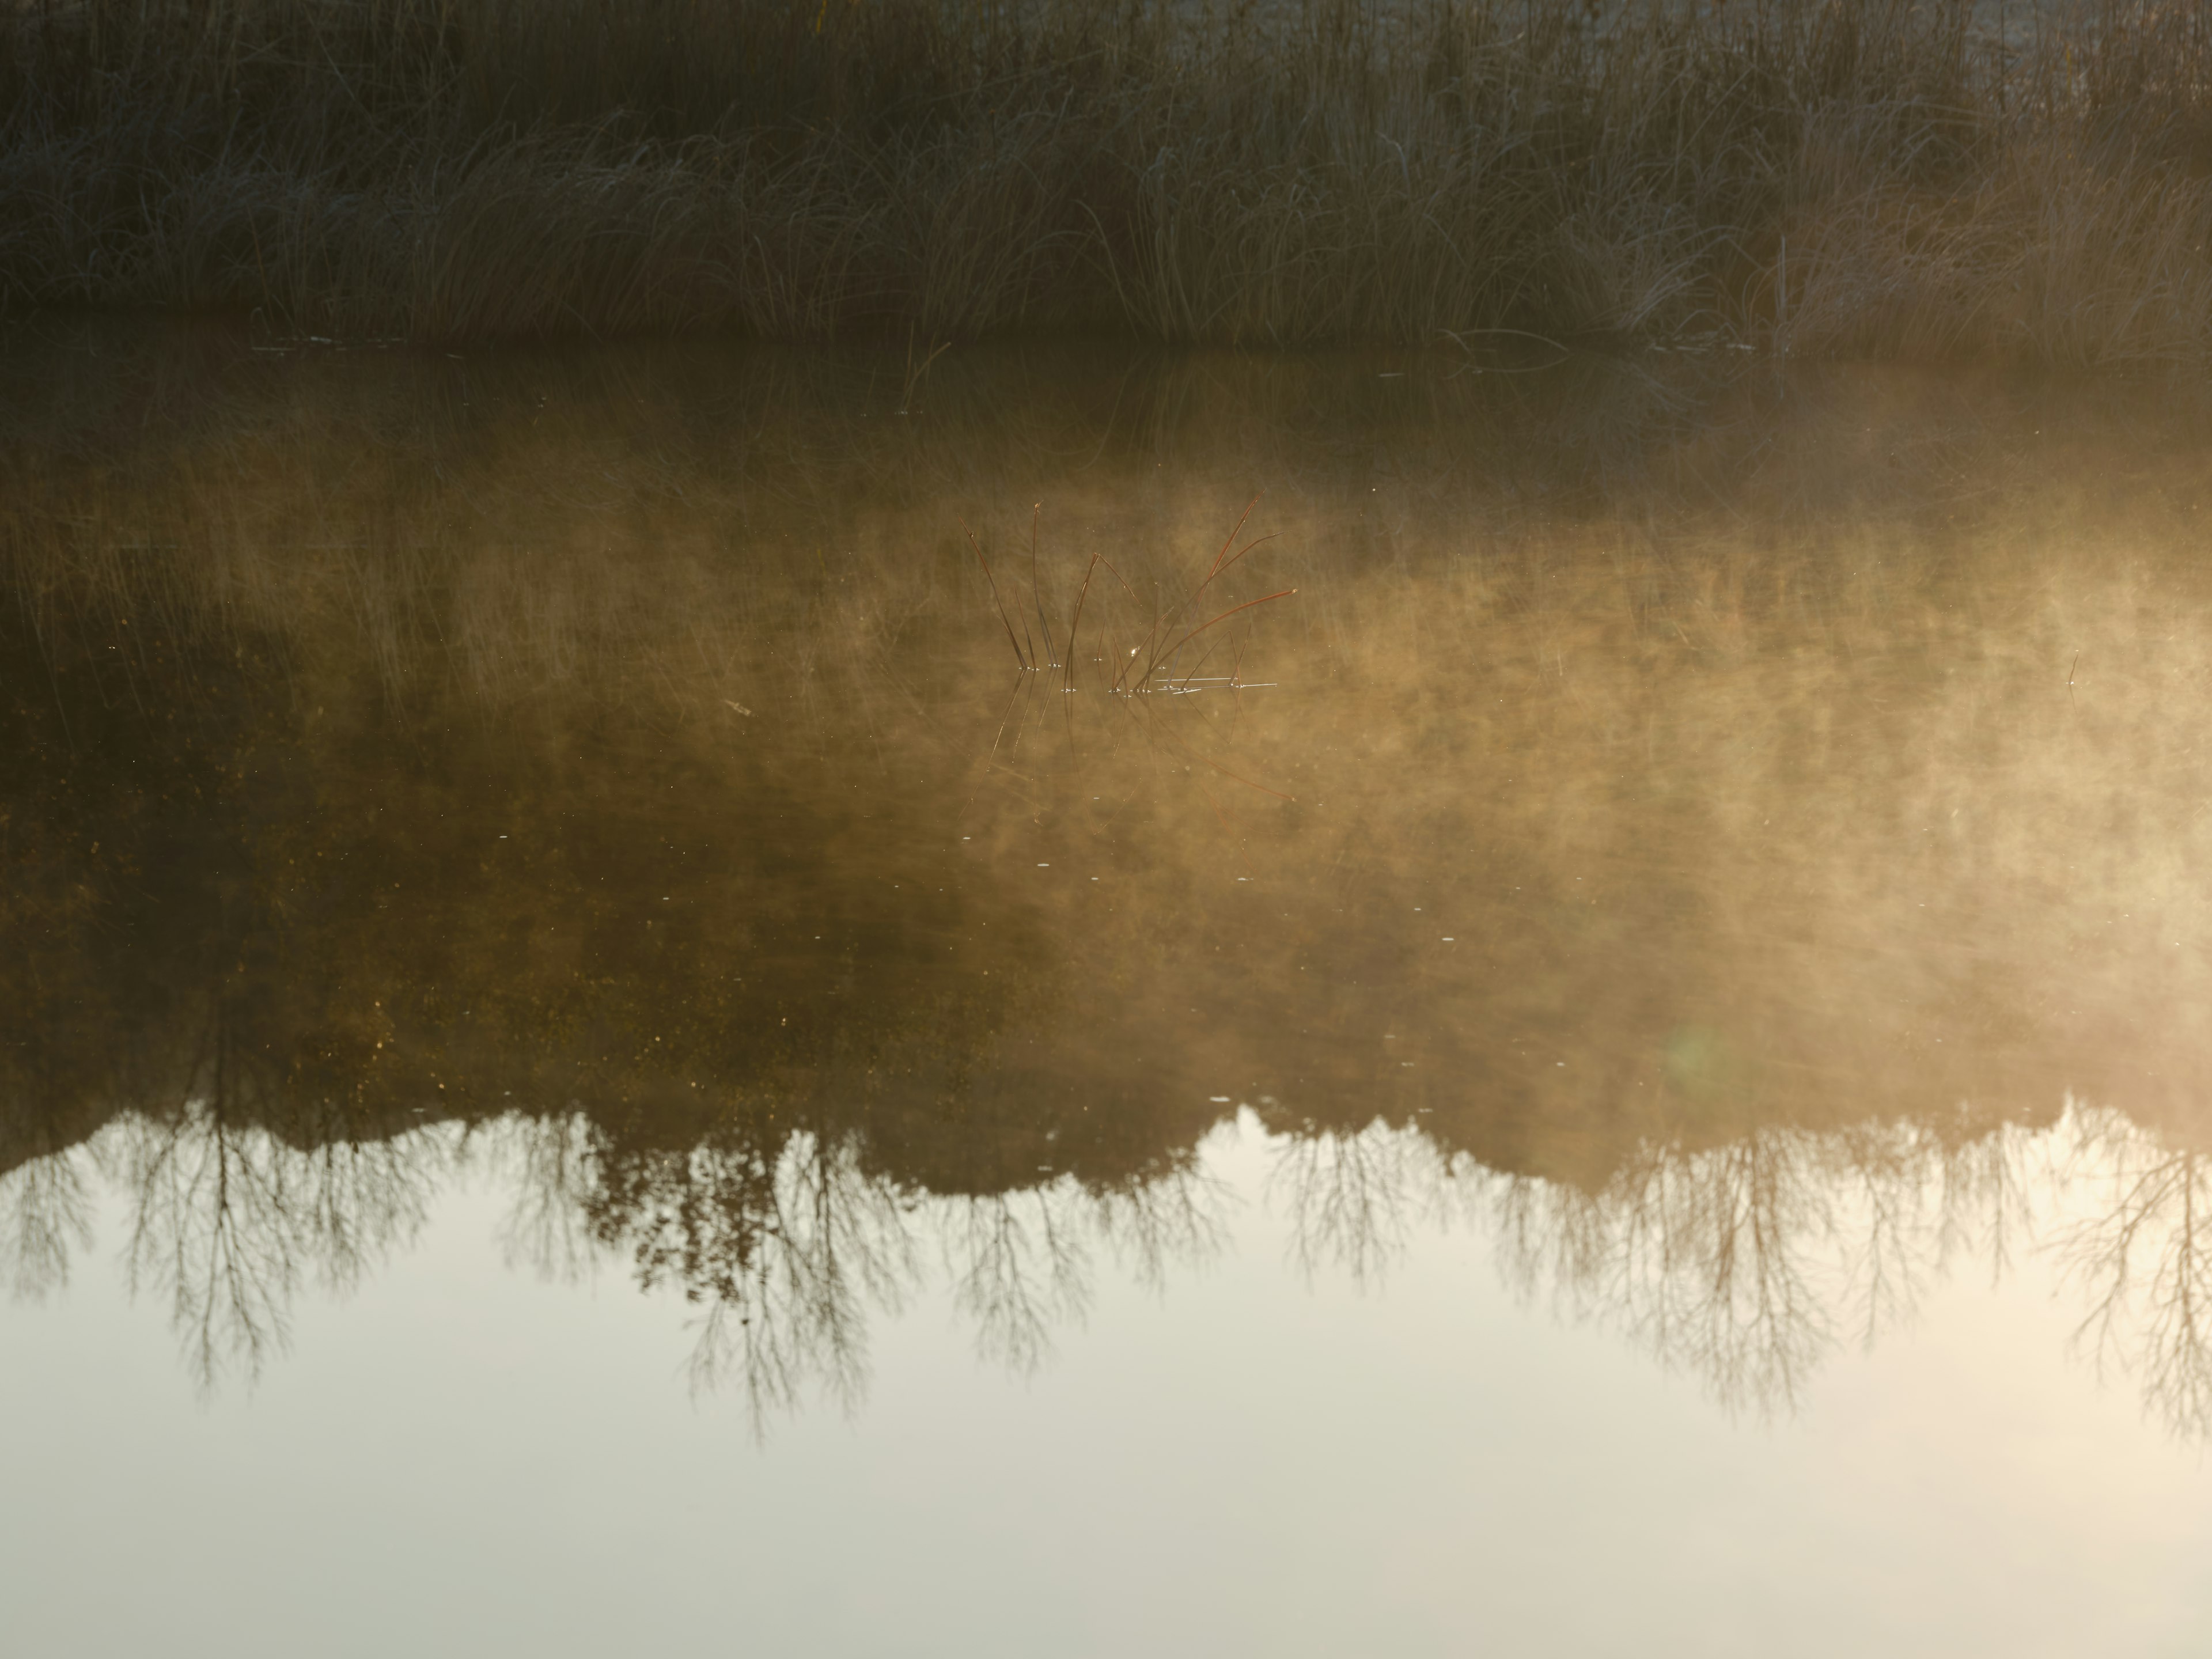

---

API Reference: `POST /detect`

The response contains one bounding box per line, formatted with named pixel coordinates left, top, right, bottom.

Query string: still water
left=6, top=323, right=2212, bottom=1655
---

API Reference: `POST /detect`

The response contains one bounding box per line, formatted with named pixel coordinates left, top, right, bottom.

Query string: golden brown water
left=7, top=322, right=2212, bottom=1654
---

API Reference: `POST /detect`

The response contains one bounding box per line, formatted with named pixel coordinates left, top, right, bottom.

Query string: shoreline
left=4, top=0, right=2210, bottom=361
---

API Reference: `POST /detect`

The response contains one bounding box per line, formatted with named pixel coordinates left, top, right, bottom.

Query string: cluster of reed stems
left=6, top=0, right=2212, bottom=361
left=971, top=501, right=1289, bottom=688
left=967, top=499, right=1302, bottom=812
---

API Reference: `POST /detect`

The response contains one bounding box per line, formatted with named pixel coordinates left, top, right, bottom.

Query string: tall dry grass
left=7, top=0, right=2212, bottom=357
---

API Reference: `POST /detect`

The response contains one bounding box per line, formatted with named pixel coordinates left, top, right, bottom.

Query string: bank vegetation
left=4, top=0, right=2212, bottom=359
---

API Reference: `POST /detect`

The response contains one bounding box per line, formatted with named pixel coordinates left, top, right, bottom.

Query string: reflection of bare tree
left=52, top=1064, right=2212, bottom=1443
left=1631, top=1135, right=1834, bottom=1412
left=2055, top=1105, right=2212, bottom=1439
left=1930, top=1116, right=2039, bottom=1292
left=558, top=1099, right=1242, bottom=1423
left=1478, top=1131, right=1835, bottom=1413
left=1463, top=1116, right=2043, bottom=1418
left=945, top=1190, right=1091, bottom=1373
left=1266, top=1114, right=1879, bottom=1412
left=585, top=1124, right=917, bottom=1425
left=562, top=1112, right=1243, bottom=1422
left=1270, top=1121, right=1442, bottom=1285
left=945, top=1159, right=1237, bottom=1370
left=0, top=1150, right=92, bottom=1300
left=495, top=1111, right=603, bottom=1283
left=1827, top=1118, right=2033, bottom=1358
left=107, top=1099, right=440, bottom=1388
left=1091, top=1160, right=1233, bottom=1294
left=1830, top=1122, right=1931, bottom=1350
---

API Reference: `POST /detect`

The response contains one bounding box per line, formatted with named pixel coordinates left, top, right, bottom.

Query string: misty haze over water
left=8, top=320, right=2212, bottom=1654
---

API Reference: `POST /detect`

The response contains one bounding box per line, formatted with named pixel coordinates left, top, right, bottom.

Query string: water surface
left=6, top=324, right=2212, bottom=1655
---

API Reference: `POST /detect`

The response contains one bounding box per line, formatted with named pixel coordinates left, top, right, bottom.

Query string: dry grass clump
left=3, top=1, right=2212, bottom=356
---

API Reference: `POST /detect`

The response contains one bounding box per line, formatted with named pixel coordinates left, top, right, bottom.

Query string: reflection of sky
left=6, top=1109, right=2211, bottom=1659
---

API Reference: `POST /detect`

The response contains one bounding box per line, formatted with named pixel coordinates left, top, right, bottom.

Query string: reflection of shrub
left=6, top=0, right=2212, bottom=361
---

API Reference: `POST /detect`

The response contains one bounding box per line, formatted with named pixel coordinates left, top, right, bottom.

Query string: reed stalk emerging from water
left=5, top=0, right=2212, bottom=362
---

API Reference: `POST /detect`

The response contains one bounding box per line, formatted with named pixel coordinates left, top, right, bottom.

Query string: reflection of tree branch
left=1, top=1150, right=92, bottom=1300
left=1467, top=1114, right=2045, bottom=1419
left=509, top=1105, right=1236, bottom=1427
left=1626, top=1132, right=1833, bottom=1414
left=945, top=1188, right=1091, bottom=1374
left=1478, top=1131, right=1835, bottom=1415
left=1934, top=1117, right=2038, bottom=1293
left=1092, top=1158, right=1234, bottom=1293
left=2054, top=1105, right=2212, bottom=1439
left=75, top=1040, right=2212, bottom=1447
left=1278, top=1118, right=1848, bottom=1412
left=1270, top=1122, right=1437, bottom=1285
left=592, top=1125, right=917, bottom=1429
left=107, top=1085, right=439, bottom=1389
left=119, top=1105, right=301, bottom=1385
left=496, top=1110, right=603, bottom=1283
left=1831, top=1121, right=1937, bottom=1353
